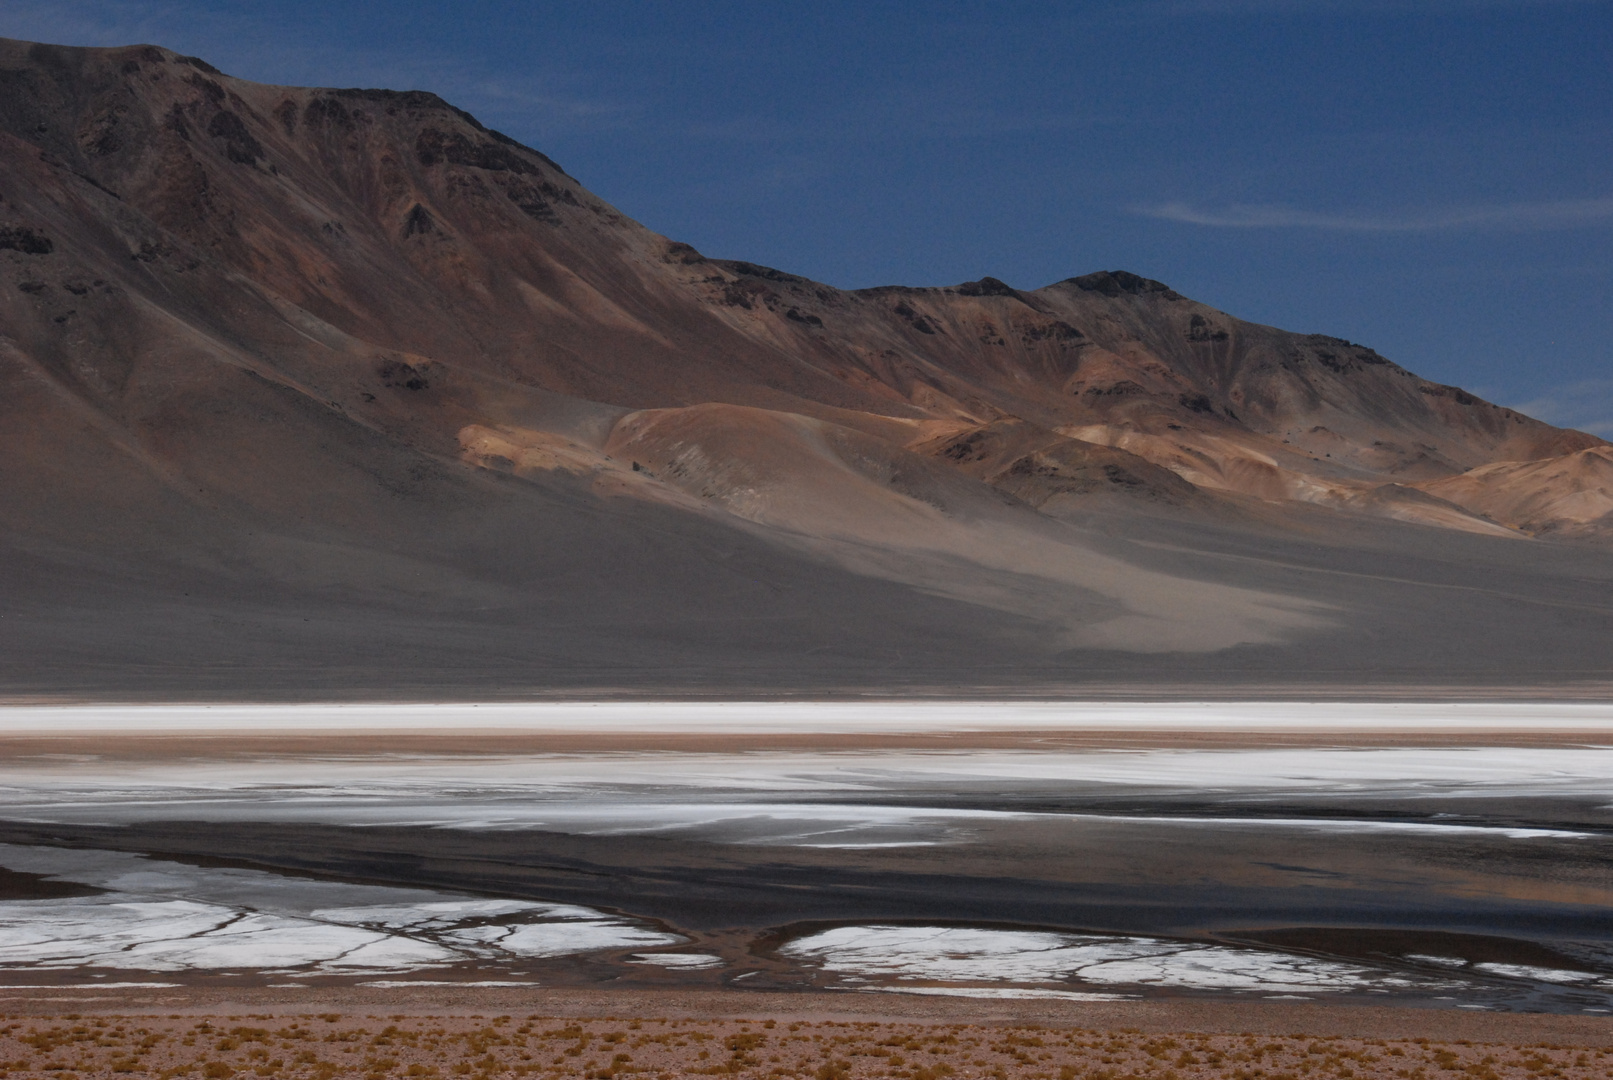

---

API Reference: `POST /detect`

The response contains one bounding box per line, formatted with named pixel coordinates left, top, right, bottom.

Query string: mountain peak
left=1060, top=270, right=1182, bottom=300
left=954, top=276, right=1023, bottom=300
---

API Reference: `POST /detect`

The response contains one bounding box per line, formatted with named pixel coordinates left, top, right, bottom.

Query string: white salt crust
left=0, top=844, right=680, bottom=974
left=781, top=924, right=1461, bottom=995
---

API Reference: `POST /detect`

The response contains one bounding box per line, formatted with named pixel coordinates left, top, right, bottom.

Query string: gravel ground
left=1, top=1009, right=1612, bottom=1080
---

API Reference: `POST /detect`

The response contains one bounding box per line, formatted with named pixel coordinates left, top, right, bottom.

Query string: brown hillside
left=2, top=38, right=1611, bottom=694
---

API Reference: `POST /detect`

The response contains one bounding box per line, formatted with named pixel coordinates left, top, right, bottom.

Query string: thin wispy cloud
left=679, top=105, right=1103, bottom=147
left=1152, top=0, right=1602, bottom=13
left=469, top=82, right=625, bottom=119
left=1139, top=197, right=1613, bottom=232
left=1512, top=380, right=1613, bottom=438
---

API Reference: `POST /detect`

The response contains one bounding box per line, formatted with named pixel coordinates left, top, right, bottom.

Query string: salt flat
left=2, top=704, right=1612, bottom=1013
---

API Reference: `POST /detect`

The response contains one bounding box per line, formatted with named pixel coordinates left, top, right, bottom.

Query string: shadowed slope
left=603, top=403, right=1325, bottom=652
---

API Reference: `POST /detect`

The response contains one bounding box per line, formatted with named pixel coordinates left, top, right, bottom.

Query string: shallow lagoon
left=2, top=702, right=1612, bottom=1011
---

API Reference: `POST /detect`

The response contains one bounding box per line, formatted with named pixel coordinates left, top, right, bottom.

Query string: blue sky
left=5, top=1, right=1611, bottom=433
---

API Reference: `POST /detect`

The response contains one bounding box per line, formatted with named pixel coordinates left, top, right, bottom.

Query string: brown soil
left=0, top=997, right=1610, bottom=1080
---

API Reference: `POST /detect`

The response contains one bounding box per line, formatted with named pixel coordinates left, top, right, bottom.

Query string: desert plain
left=6, top=1006, right=1613, bottom=1080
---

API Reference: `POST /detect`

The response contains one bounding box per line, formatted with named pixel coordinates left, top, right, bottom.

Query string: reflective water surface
left=2, top=710, right=1612, bottom=1012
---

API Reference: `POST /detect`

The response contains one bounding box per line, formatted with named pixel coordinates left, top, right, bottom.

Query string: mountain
left=2, top=37, right=1611, bottom=697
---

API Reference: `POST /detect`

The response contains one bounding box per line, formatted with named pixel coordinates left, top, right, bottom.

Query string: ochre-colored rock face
left=1, top=37, right=1610, bottom=692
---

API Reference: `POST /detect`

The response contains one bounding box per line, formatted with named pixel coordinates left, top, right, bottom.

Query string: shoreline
left=4, top=686, right=1613, bottom=705
left=3, top=701, right=1613, bottom=743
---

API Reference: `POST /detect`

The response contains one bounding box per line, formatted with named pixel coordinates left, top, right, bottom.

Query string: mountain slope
left=2, top=37, right=1611, bottom=696
left=1417, top=447, right=1613, bottom=538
